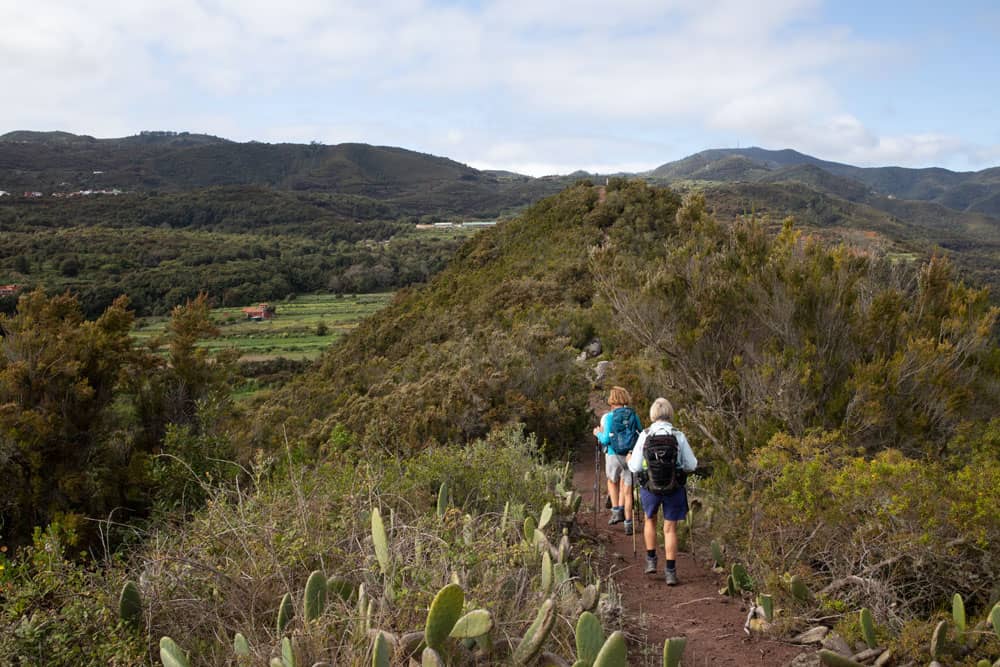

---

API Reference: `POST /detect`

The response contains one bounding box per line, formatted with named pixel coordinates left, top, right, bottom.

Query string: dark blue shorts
left=640, top=486, right=688, bottom=521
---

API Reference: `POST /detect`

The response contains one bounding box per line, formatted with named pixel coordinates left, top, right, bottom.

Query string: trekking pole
left=593, top=440, right=600, bottom=530
left=631, top=471, right=637, bottom=559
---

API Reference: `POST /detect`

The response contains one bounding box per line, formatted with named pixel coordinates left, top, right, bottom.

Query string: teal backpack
left=608, top=407, right=641, bottom=455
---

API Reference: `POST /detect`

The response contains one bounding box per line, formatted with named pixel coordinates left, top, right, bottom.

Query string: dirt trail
left=574, top=399, right=804, bottom=666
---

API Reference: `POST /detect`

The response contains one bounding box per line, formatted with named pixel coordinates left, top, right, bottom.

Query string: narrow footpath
left=572, top=399, right=805, bottom=666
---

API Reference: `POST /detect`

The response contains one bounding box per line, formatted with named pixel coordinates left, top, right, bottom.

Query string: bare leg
left=663, top=520, right=679, bottom=560
left=643, top=512, right=657, bottom=551
left=619, top=482, right=633, bottom=521
left=606, top=479, right=619, bottom=510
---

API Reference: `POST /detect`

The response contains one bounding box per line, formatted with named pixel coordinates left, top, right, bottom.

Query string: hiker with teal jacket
left=593, top=386, right=643, bottom=536
left=629, top=397, right=697, bottom=585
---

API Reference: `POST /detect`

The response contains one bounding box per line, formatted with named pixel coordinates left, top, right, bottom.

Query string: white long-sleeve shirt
left=628, top=420, right=698, bottom=473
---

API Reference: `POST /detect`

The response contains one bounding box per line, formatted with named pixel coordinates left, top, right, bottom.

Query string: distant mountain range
left=646, top=147, right=1000, bottom=217
left=0, top=130, right=566, bottom=216
left=2, top=131, right=998, bottom=296
left=4, top=132, right=999, bottom=217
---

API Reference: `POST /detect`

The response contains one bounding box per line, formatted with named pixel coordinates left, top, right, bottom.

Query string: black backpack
left=643, top=432, right=685, bottom=494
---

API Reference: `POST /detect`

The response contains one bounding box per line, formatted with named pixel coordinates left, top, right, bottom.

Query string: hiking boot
left=608, top=508, right=625, bottom=525
left=644, top=556, right=658, bottom=574
left=665, top=568, right=679, bottom=586
left=623, top=520, right=633, bottom=536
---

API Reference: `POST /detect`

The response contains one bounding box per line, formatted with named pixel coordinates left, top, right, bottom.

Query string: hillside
left=3, top=180, right=998, bottom=666
left=248, top=180, right=999, bottom=662
left=0, top=131, right=565, bottom=216
left=650, top=146, right=1000, bottom=216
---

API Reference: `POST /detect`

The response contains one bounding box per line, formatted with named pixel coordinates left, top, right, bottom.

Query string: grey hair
left=649, top=397, right=674, bottom=422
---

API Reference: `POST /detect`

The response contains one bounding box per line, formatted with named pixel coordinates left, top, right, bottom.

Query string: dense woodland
left=2, top=179, right=997, bottom=665
left=0, top=188, right=464, bottom=316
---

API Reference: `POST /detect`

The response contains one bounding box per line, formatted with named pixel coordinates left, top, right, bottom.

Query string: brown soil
left=574, top=398, right=805, bottom=666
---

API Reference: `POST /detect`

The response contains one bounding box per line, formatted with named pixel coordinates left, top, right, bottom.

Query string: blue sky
left=2, top=0, right=998, bottom=175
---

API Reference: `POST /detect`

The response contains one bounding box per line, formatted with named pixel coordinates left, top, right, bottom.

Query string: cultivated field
left=133, top=292, right=393, bottom=361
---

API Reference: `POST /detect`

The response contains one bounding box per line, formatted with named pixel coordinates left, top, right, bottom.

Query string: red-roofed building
left=242, top=303, right=275, bottom=320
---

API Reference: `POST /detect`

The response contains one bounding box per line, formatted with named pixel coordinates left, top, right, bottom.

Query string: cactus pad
left=304, top=570, right=327, bottom=623
left=512, top=598, right=556, bottom=665
left=119, top=580, right=143, bottom=628
left=159, top=636, right=191, bottom=667
left=593, top=630, right=627, bottom=666
left=425, top=583, right=464, bottom=651
left=276, top=592, right=294, bottom=635
left=372, top=630, right=391, bottom=667
left=575, top=611, right=604, bottom=665
left=372, top=507, right=391, bottom=574
left=450, top=609, right=493, bottom=638
left=663, top=636, right=686, bottom=667
left=859, top=608, right=876, bottom=649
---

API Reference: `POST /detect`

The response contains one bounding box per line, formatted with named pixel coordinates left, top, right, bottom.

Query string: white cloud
left=0, top=0, right=995, bottom=173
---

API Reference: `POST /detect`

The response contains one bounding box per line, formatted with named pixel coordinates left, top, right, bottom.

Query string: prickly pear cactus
left=930, top=619, right=948, bottom=661
left=159, top=636, right=191, bottom=667
left=304, top=570, right=327, bottom=623
left=422, top=647, right=445, bottom=667
left=450, top=609, right=493, bottom=638
left=372, top=630, right=392, bottom=667
left=233, top=632, right=250, bottom=657
left=539, top=503, right=554, bottom=530
left=276, top=592, right=294, bottom=635
left=280, top=636, right=296, bottom=667
left=575, top=611, right=604, bottom=666
left=731, top=563, right=752, bottom=591
left=992, top=603, right=1000, bottom=639
left=541, top=551, right=553, bottom=596
left=789, top=574, right=810, bottom=601
left=663, top=636, right=686, bottom=667
left=952, top=593, right=966, bottom=641
left=578, top=583, right=599, bottom=613
left=437, top=481, right=449, bottom=518
left=425, top=583, right=464, bottom=651
left=119, top=580, right=143, bottom=628
left=328, top=578, right=355, bottom=603
left=592, top=630, right=626, bottom=666
left=372, top=507, right=391, bottom=574
left=512, top=598, right=556, bottom=665
left=859, top=608, right=876, bottom=649
left=710, top=540, right=724, bottom=568
left=816, top=649, right=864, bottom=666
left=524, top=516, right=537, bottom=542
left=758, top=594, right=773, bottom=623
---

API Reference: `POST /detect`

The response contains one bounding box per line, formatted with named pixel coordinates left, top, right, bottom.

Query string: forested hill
left=648, top=146, right=1000, bottom=217
left=0, top=131, right=567, bottom=215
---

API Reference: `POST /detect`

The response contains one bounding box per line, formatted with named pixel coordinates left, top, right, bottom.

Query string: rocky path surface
left=573, top=399, right=805, bottom=666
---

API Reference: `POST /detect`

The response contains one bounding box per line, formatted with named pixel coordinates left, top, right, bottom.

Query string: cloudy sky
left=3, top=0, right=998, bottom=175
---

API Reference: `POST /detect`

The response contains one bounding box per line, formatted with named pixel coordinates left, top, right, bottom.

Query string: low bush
left=744, top=429, right=1000, bottom=625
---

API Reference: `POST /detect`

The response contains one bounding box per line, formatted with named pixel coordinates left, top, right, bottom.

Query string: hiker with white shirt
left=628, top=397, right=697, bottom=585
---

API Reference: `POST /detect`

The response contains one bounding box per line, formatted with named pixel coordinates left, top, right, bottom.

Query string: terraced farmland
left=133, top=292, right=393, bottom=361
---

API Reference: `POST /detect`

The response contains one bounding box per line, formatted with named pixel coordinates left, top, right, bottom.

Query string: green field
left=133, top=292, right=393, bottom=361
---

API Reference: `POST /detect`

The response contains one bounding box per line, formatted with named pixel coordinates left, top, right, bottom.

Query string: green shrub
left=748, top=431, right=1000, bottom=620
left=0, top=524, right=145, bottom=666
